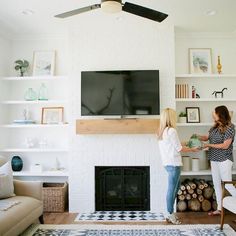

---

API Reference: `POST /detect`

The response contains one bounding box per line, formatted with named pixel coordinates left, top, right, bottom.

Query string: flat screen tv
left=81, top=70, right=160, bottom=116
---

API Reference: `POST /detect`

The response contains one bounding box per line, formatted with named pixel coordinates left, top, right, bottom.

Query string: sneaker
left=166, top=214, right=181, bottom=225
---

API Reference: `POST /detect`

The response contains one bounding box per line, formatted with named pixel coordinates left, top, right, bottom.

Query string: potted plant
left=178, top=112, right=187, bottom=123
left=14, top=59, right=29, bottom=77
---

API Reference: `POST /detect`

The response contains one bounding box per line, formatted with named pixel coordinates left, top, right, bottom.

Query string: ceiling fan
left=55, top=0, right=168, bottom=23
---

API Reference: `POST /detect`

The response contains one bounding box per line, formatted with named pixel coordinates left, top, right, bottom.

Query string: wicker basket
left=43, top=182, right=68, bottom=212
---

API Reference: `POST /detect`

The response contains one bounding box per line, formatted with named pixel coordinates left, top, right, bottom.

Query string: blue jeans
left=165, top=166, right=181, bottom=214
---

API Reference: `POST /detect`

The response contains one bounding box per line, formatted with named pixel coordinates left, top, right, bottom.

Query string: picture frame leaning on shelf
left=186, top=107, right=200, bottom=123
left=32, top=50, right=56, bottom=76
left=189, top=48, right=212, bottom=74
left=41, top=107, right=64, bottom=124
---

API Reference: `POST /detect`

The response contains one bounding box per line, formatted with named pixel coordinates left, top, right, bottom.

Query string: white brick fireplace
left=68, top=18, right=175, bottom=213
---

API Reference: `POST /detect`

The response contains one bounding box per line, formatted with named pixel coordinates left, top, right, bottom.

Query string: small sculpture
left=212, top=88, right=227, bottom=98
left=217, top=56, right=222, bottom=74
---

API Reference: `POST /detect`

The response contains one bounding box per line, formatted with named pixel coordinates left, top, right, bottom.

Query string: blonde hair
left=158, top=108, right=177, bottom=139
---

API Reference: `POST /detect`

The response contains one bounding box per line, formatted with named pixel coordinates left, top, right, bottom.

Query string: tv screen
left=81, top=70, right=160, bottom=116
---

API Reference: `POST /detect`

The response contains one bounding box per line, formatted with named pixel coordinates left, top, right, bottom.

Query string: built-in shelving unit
left=176, top=98, right=236, bottom=102
left=176, top=73, right=236, bottom=177
left=176, top=74, right=236, bottom=79
left=0, top=75, right=70, bottom=179
left=181, top=169, right=236, bottom=176
left=13, top=171, right=69, bottom=177
left=0, top=148, right=69, bottom=153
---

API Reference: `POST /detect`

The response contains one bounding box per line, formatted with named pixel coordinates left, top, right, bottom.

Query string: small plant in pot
left=178, top=112, right=187, bottom=123
left=14, top=59, right=29, bottom=77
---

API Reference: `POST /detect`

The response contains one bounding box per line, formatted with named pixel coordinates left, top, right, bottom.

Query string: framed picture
left=189, top=48, right=212, bottom=74
left=32, top=51, right=55, bottom=76
left=41, top=107, right=64, bottom=124
left=186, top=107, right=200, bottom=123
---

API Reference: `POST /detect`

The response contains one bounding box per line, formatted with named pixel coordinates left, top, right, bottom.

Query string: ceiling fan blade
left=55, top=4, right=101, bottom=18
left=122, top=2, right=168, bottom=22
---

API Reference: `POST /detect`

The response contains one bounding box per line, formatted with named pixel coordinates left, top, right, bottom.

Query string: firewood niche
left=177, top=179, right=216, bottom=212
left=76, top=118, right=159, bottom=134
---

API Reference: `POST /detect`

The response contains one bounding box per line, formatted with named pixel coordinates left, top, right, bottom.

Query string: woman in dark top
left=198, top=105, right=236, bottom=216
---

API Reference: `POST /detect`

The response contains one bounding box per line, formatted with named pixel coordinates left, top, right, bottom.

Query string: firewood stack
left=177, top=179, right=216, bottom=212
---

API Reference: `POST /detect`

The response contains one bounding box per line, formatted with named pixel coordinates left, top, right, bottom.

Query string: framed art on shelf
left=189, top=48, right=212, bottom=74
left=186, top=107, right=200, bottom=123
left=32, top=51, right=56, bottom=76
left=41, top=107, right=64, bottom=124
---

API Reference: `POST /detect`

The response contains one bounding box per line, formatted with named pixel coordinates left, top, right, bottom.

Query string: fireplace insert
left=95, top=166, right=150, bottom=211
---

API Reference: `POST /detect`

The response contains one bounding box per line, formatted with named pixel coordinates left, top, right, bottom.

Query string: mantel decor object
left=186, top=107, right=200, bottom=123
left=41, top=107, right=64, bottom=124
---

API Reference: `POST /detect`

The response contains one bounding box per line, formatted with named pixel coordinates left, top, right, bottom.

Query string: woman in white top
left=158, top=108, right=199, bottom=224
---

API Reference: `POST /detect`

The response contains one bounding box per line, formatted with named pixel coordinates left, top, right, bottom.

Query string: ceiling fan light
left=101, top=1, right=122, bottom=13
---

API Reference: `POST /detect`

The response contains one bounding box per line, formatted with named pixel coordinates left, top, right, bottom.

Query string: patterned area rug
left=22, top=224, right=235, bottom=236
left=74, top=211, right=165, bottom=222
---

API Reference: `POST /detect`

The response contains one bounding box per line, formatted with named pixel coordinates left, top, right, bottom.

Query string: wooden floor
left=43, top=211, right=236, bottom=231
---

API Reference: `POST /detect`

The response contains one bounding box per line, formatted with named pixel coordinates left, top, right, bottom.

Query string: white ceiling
left=0, top=0, right=236, bottom=36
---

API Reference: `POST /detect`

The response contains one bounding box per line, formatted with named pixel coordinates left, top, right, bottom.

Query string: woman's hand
left=191, top=147, right=201, bottom=152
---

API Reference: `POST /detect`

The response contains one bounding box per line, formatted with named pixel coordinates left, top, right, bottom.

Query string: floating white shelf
left=181, top=169, right=236, bottom=176
left=0, top=100, right=68, bottom=105
left=0, top=148, right=69, bottom=153
left=13, top=171, right=69, bottom=177
left=177, top=123, right=212, bottom=127
left=1, top=76, right=67, bottom=81
left=176, top=74, right=236, bottom=79
left=176, top=98, right=236, bottom=102
left=0, top=124, right=69, bottom=128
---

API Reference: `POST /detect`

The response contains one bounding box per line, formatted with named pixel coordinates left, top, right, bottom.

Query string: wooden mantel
left=76, top=118, right=159, bottom=134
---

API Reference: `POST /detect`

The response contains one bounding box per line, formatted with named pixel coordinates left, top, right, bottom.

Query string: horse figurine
left=212, top=88, right=227, bottom=98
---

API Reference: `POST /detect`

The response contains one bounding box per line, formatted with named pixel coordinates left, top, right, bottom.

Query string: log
left=187, top=188, right=194, bottom=194
left=177, top=200, right=187, bottom=212
left=196, top=188, right=202, bottom=195
left=178, top=195, right=185, bottom=201
left=188, top=198, right=201, bottom=211
left=203, top=186, right=214, bottom=199
left=201, top=199, right=211, bottom=212
left=183, top=190, right=187, bottom=195
left=186, top=194, right=191, bottom=200
left=180, top=184, right=186, bottom=191
left=177, top=189, right=183, bottom=195
left=212, top=200, right=217, bottom=211
left=200, top=179, right=208, bottom=188
left=185, top=180, right=197, bottom=189
left=198, top=195, right=204, bottom=202
left=193, top=179, right=204, bottom=190
left=192, top=193, right=197, bottom=199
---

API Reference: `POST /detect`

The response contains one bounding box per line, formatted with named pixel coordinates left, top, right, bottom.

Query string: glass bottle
left=24, top=88, right=37, bottom=101
left=38, top=83, right=48, bottom=101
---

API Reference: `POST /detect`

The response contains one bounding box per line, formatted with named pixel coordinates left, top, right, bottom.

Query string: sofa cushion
left=0, top=196, right=43, bottom=236
left=223, top=196, right=236, bottom=213
left=0, top=162, right=15, bottom=199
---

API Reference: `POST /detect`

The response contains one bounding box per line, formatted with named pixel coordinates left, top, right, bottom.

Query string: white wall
left=69, top=16, right=175, bottom=213
left=0, top=34, right=11, bottom=76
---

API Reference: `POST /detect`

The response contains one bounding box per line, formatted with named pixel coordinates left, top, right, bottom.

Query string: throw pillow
left=0, top=162, right=15, bottom=199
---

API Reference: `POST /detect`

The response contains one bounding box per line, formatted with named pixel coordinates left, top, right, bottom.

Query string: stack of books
left=175, top=84, right=189, bottom=98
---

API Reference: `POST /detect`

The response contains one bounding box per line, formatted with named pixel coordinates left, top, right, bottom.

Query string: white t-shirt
left=158, top=127, right=183, bottom=166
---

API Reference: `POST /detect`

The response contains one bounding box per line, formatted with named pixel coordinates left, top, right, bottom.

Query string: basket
left=43, top=182, right=68, bottom=212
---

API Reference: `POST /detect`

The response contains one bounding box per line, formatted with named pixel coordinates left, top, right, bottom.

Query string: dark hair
left=214, top=105, right=231, bottom=132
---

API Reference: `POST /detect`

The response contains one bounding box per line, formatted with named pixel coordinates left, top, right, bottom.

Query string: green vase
left=38, top=83, right=48, bottom=101
left=24, top=88, right=37, bottom=101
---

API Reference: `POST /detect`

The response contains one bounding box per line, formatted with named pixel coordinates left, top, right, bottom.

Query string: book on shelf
left=175, top=84, right=189, bottom=98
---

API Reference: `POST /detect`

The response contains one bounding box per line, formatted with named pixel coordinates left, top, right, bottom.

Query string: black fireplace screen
left=95, top=166, right=150, bottom=211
